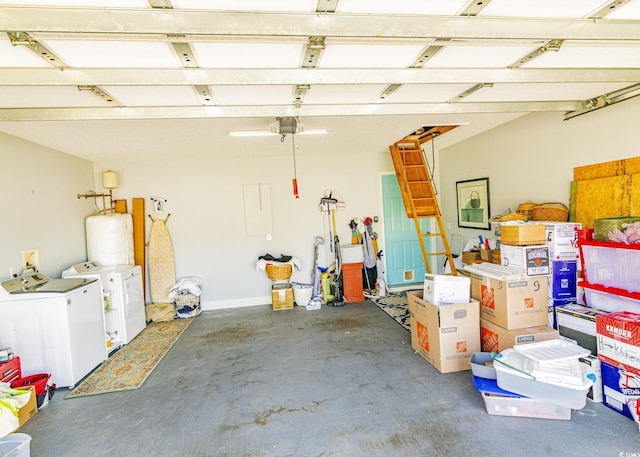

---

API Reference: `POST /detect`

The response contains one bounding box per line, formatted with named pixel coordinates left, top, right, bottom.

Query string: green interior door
left=381, top=174, right=428, bottom=287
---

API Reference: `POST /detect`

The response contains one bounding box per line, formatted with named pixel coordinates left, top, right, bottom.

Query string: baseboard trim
left=201, top=296, right=270, bottom=311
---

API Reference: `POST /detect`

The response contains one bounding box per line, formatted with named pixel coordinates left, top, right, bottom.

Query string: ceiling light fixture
left=228, top=129, right=329, bottom=137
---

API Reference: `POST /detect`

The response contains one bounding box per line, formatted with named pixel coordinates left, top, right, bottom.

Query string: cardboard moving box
left=271, top=284, right=294, bottom=310
left=423, top=273, right=470, bottom=307
left=500, top=244, right=550, bottom=276
left=480, top=318, right=558, bottom=353
left=471, top=272, right=548, bottom=330
left=407, top=290, right=480, bottom=373
left=12, top=385, right=38, bottom=432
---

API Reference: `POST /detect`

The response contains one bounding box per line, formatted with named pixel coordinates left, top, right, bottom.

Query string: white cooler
left=341, top=244, right=364, bottom=264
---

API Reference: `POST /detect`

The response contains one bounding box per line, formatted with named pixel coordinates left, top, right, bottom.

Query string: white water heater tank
left=86, top=214, right=134, bottom=266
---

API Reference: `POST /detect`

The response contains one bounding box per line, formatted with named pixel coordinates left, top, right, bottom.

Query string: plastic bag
left=0, top=382, right=31, bottom=438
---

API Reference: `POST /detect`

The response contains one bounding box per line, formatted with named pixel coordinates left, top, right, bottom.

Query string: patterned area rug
left=369, top=291, right=411, bottom=331
left=66, top=319, right=192, bottom=399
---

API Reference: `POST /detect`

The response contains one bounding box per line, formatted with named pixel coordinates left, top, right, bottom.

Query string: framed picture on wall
left=456, top=177, right=491, bottom=230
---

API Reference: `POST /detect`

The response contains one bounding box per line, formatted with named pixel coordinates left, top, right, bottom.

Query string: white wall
left=3, top=95, right=639, bottom=306
left=438, top=96, right=640, bottom=250
left=93, top=134, right=394, bottom=309
left=0, top=131, right=95, bottom=279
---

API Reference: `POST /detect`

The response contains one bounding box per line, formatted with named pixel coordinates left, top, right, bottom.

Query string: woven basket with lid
left=531, top=202, right=569, bottom=222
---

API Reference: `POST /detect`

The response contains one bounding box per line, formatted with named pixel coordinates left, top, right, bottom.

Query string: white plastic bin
left=0, top=433, right=31, bottom=457
left=494, top=348, right=593, bottom=409
left=292, top=283, right=313, bottom=307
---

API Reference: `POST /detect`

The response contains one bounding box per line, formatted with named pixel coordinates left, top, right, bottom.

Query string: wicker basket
left=531, top=202, right=569, bottom=222
left=516, top=201, right=539, bottom=220
left=265, top=264, right=293, bottom=281
left=491, top=212, right=528, bottom=223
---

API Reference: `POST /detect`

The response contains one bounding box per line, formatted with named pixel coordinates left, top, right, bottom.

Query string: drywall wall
left=0, top=131, right=96, bottom=279
left=439, top=95, right=640, bottom=250
left=93, top=134, right=394, bottom=309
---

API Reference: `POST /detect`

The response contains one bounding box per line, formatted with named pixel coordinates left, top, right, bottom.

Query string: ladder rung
left=423, top=233, right=444, bottom=238
left=425, top=251, right=450, bottom=257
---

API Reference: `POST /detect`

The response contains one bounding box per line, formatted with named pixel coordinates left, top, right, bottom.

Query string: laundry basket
left=175, top=293, right=200, bottom=319
left=292, top=283, right=313, bottom=307
left=265, top=264, right=292, bottom=281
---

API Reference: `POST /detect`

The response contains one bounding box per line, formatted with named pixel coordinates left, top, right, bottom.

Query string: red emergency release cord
left=292, top=133, right=300, bottom=198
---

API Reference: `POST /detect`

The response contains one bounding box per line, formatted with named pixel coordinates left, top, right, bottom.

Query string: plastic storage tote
left=579, top=240, right=640, bottom=293
left=0, top=433, right=31, bottom=457
left=494, top=340, right=594, bottom=409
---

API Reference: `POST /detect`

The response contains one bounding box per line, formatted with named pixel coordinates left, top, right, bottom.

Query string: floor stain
left=317, top=316, right=368, bottom=333
left=253, top=400, right=326, bottom=426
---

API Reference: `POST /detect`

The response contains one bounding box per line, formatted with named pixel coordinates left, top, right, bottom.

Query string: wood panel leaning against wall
left=573, top=156, right=640, bottom=229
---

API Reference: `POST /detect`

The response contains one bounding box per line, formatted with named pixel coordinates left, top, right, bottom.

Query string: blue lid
left=473, top=375, right=525, bottom=398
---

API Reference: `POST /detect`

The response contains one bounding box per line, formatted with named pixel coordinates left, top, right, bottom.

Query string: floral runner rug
left=369, top=291, right=410, bottom=331
left=66, top=318, right=192, bottom=399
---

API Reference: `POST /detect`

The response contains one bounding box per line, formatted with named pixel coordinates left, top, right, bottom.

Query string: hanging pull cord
left=291, top=133, right=300, bottom=199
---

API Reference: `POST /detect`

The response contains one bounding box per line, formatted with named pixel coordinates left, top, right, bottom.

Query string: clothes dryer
left=63, top=262, right=146, bottom=352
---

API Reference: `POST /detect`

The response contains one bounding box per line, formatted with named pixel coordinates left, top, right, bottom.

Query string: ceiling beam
left=1, top=67, right=638, bottom=86
left=0, top=101, right=589, bottom=122
left=2, top=7, right=640, bottom=41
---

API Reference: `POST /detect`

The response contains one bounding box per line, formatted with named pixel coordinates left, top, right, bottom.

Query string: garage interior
left=2, top=1, right=640, bottom=455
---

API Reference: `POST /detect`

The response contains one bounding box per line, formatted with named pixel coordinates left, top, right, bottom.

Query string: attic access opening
left=402, top=125, right=458, bottom=144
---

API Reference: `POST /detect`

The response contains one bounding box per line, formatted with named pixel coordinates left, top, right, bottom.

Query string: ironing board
left=148, top=215, right=176, bottom=303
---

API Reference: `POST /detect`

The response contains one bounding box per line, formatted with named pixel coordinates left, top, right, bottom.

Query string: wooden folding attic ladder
left=389, top=129, right=457, bottom=275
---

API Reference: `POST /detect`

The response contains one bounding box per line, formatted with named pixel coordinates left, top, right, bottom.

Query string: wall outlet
left=22, top=248, right=40, bottom=271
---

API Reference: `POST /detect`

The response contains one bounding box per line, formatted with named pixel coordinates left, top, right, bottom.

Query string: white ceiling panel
left=102, top=86, right=202, bottom=106
left=0, top=0, right=148, bottom=6
left=524, top=46, right=640, bottom=68
left=303, top=84, right=388, bottom=104
left=0, top=86, right=109, bottom=108
left=1, top=2, right=640, bottom=162
left=462, top=82, right=631, bottom=102
left=172, top=0, right=316, bottom=12
left=479, top=0, right=609, bottom=18
left=336, top=0, right=470, bottom=15
left=210, top=85, right=294, bottom=105
left=387, top=84, right=478, bottom=104
left=192, top=42, right=305, bottom=69
left=425, top=45, right=539, bottom=68
left=42, top=40, right=180, bottom=68
left=606, top=1, right=640, bottom=18
left=319, top=44, right=425, bottom=69
left=0, top=37, right=49, bottom=67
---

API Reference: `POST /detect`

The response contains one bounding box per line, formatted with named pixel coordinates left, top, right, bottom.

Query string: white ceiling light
left=229, top=116, right=331, bottom=137
left=228, top=128, right=329, bottom=137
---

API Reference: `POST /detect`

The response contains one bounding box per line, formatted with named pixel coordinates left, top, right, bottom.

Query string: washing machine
left=63, top=261, right=146, bottom=352
left=0, top=273, right=107, bottom=388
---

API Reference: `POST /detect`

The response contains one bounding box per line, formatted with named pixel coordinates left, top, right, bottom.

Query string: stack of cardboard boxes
left=407, top=274, right=479, bottom=373
left=470, top=222, right=559, bottom=354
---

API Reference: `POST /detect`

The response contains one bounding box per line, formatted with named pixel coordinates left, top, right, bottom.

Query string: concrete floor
left=19, top=300, right=640, bottom=456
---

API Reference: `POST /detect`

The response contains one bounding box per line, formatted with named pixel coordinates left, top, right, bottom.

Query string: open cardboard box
left=12, top=385, right=38, bottom=432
